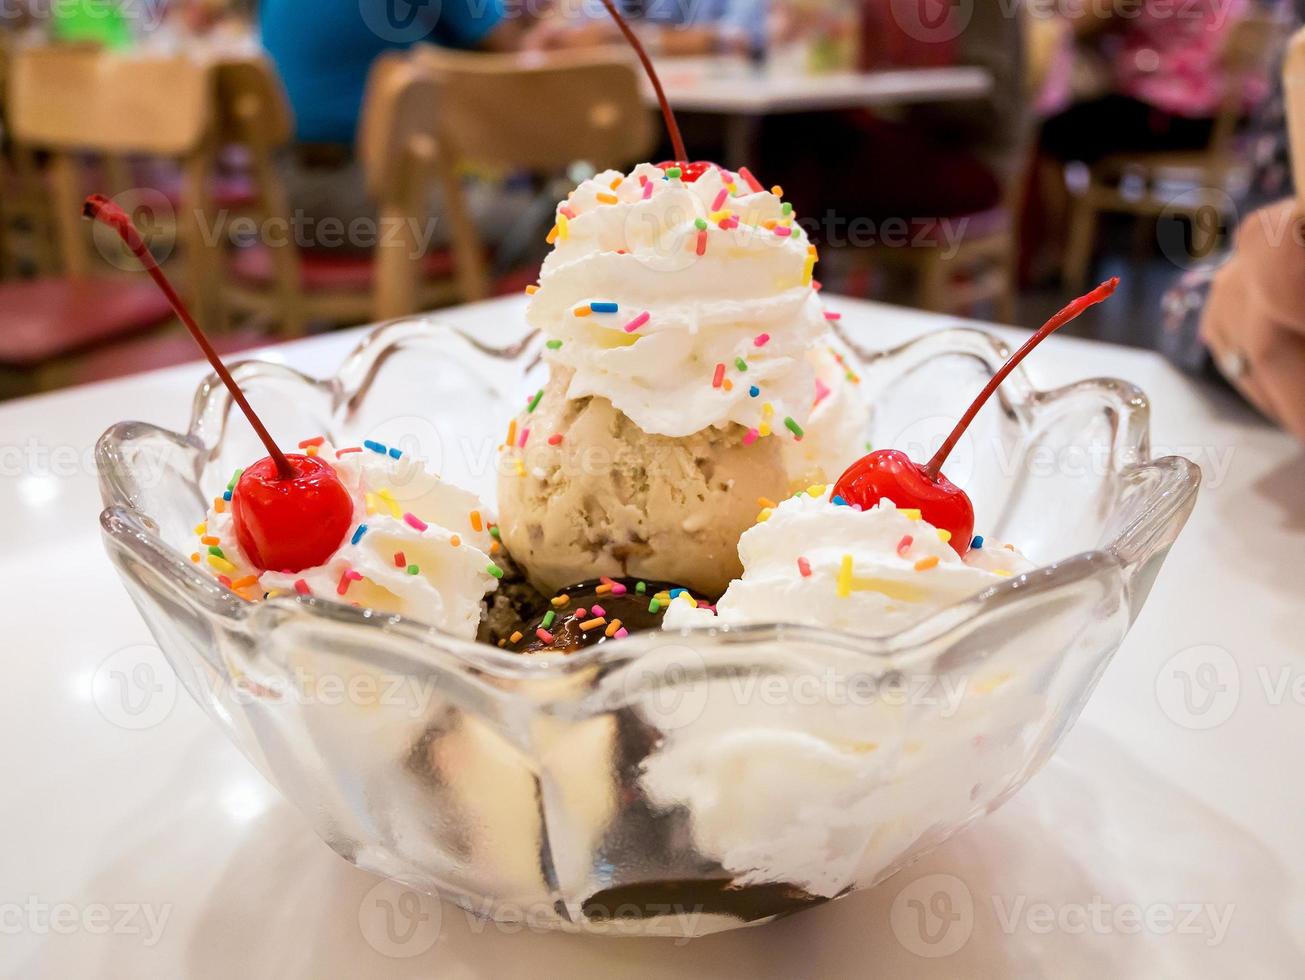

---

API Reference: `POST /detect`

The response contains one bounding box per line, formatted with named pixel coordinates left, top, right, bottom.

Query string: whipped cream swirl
left=530, top=163, right=855, bottom=443
left=198, top=442, right=499, bottom=639
left=664, top=493, right=1035, bottom=637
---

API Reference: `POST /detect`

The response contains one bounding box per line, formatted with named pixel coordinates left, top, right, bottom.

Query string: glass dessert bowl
left=98, top=315, right=1200, bottom=938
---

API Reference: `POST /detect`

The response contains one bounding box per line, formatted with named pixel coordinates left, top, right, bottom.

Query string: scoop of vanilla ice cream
left=663, top=493, right=1035, bottom=636
left=198, top=442, right=499, bottom=639
left=498, top=163, right=868, bottom=594
left=497, top=368, right=790, bottom=597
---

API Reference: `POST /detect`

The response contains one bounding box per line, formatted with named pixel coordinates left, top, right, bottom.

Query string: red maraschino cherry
left=83, top=195, right=352, bottom=573
left=833, top=277, right=1121, bottom=556
left=656, top=160, right=717, bottom=182
left=230, top=454, right=353, bottom=571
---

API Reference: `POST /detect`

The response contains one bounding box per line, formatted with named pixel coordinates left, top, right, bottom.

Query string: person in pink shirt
left=1041, top=0, right=1265, bottom=163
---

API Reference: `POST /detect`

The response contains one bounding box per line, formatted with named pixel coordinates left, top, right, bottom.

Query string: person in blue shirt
left=254, top=0, right=539, bottom=259
left=525, top=0, right=768, bottom=59
left=260, top=0, right=525, bottom=145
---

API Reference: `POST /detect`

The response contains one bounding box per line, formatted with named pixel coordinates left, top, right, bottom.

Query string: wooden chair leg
left=1062, top=186, right=1099, bottom=292
left=0, top=188, right=11, bottom=279
left=1131, top=212, right=1157, bottom=260
left=47, top=154, right=86, bottom=277
left=915, top=249, right=950, bottom=314
left=179, top=150, right=224, bottom=332
left=374, top=201, right=420, bottom=321
left=436, top=158, right=489, bottom=304
left=241, top=135, right=307, bottom=337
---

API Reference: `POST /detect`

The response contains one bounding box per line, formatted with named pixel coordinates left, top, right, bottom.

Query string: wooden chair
left=224, top=48, right=653, bottom=332
left=0, top=37, right=58, bottom=279
left=410, top=46, right=655, bottom=301
left=221, top=53, right=472, bottom=333
left=0, top=46, right=222, bottom=390
left=1061, top=12, right=1284, bottom=290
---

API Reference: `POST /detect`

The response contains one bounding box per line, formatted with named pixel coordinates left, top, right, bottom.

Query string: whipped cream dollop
left=529, top=163, right=863, bottom=457
left=196, top=441, right=500, bottom=639
left=664, top=492, right=1035, bottom=636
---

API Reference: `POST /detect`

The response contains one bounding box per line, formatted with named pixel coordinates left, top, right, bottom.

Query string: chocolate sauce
left=503, top=578, right=692, bottom=654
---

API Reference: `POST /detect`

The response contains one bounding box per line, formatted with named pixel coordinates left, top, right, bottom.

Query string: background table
left=645, top=58, right=993, bottom=164
left=3, top=296, right=1303, bottom=977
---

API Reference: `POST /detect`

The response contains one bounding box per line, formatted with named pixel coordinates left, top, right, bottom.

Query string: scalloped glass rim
left=97, top=317, right=1203, bottom=681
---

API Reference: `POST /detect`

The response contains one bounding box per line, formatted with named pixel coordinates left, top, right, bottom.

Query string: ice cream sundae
left=86, top=0, right=1200, bottom=938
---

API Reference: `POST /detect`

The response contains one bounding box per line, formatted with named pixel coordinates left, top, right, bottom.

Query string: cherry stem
left=596, top=0, right=687, bottom=164
left=923, top=277, right=1121, bottom=481
left=83, top=194, right=294, bottom=480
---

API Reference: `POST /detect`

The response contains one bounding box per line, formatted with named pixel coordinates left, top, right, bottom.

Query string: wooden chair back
left=411, top=47, right=654, bottom=171
left=7, top=45, right=212, bottom=156
left=1208, top=13, right=1284, bottom=164
left=384, top=47, right=653, bottom=306
left=355, top=52, right=459, bottom=317
left=213, top=57, right=295, bottom=151
left=5, top=45, right=215, bottom=277
left=209, top=56, right=304, bottom=331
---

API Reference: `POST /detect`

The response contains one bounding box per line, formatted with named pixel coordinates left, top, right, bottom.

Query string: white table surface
left=649, top=58, right=993, bottom=114
left=3, top=295, right=1304, bottom=977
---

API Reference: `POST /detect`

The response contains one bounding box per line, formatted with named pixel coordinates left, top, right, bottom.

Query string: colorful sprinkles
left=623, top=311, right=650, bottom=333
left=836, top=555, right=853, bottom=598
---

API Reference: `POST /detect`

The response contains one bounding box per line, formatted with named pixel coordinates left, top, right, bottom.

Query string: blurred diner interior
left=0, top=0, right=1301, bottom=439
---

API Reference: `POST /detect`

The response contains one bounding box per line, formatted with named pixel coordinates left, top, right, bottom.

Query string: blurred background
left=0, top=0, right=1296, bottom=411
